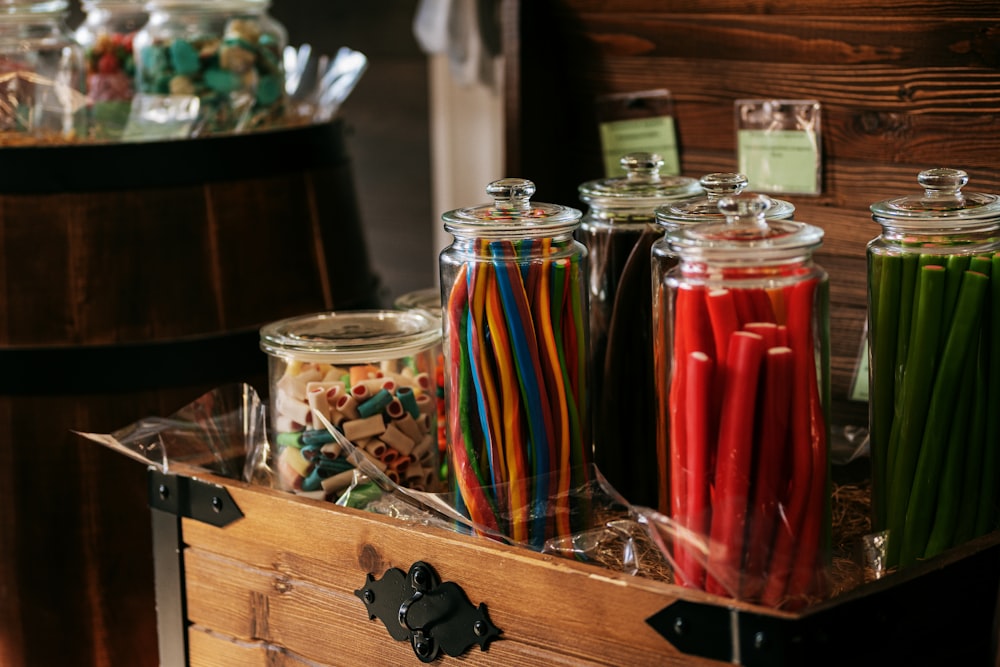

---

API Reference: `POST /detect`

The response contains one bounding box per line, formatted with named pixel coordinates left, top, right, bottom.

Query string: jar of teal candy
left=74, top=0, right=148, bottom=139
left=132, top=0, right=287, bottom=135
left=0, top=0, right=87, bottom=141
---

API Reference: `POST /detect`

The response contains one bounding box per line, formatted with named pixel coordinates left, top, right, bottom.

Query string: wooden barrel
left=0, top=120, right=381, bottom=667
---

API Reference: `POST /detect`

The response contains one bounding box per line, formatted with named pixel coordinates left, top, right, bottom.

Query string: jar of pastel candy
left=132, top=0, right=287, bottom=135
left=74, top=0, right=148, bottom=139
left=0, top=0, right=87, bottom=142
left=260, top=310, right=443, bottom=503
left=393, top=287, right=447, bottom=467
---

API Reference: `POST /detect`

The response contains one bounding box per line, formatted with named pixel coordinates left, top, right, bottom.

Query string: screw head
left=158, top=484, right=169, bottom=500
left=474, top=620, right=486, bottom=637
left=211, top=496, right=223, bottom=513
left=414, top=639, right=431, bottom=657
left=412, top=567, right=428, bottom=588
left=673, top=617, right=685, bottom=636
left=363, top=589, right=374, bottom=604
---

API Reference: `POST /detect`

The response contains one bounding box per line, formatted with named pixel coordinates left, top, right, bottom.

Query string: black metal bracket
left=147, top=468, right=244, bottom=527
left=648, top=534, right=1000, bottom=666
left=355, top=561, right=502, bottom=663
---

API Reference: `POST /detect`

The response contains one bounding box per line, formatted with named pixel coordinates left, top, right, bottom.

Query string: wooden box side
left=175, top=471, right=763, bottom=666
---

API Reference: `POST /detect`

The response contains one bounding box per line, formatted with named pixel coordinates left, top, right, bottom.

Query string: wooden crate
left=151, top=464, right=1000, bottom=666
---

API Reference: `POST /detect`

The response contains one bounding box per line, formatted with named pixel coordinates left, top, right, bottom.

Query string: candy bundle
left=273, top=361, right=440, bottom=500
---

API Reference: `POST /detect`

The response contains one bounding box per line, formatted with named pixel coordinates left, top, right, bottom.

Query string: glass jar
left=259, top=309, right=443, bottom=503
left=867, top=168, right=1000, bottom=570
left=577, top=151, right=701, bottom=508
left=133, top=0, right=287, bottom=135
left=394, top=287, right=447, bottom=478
left=657, top=193, right=829, bottom=609
left=651, top=173, right=796, bottom=511
left=439, top=178, right=590, bottom=549
left=0, top=0, right=87, bottom=142
left=74, top=0, right=147, bottom=139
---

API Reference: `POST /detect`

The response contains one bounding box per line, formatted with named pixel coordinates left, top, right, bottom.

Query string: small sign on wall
left=736, top=99, right=822, bottom=195
left=597, top=89, right=681, bottom=177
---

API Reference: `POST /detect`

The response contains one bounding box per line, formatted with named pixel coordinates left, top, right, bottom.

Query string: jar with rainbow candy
left=655, top=192, right=831, bottom=610
left=439, top=178, right=591, bottom=549
left=868, top=168, right=1000, bottom=572
left=259, top=310, right=442, bottom=503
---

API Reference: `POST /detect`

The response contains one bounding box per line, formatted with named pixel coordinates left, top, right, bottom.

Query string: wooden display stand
left=150, top=464, right=999, bottom=666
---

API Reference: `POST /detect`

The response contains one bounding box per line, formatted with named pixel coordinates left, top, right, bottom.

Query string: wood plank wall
left=503, top=0, right=1000, bottom=435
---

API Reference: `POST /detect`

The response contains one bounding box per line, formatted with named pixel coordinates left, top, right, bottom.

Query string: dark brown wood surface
left=0, top=125, right=379, bottom=667
left=503, top=0, right=1000, bottom=500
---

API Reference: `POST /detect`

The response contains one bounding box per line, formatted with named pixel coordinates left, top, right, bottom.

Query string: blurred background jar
left=577, top=152, right=701, bottom=508
left=0, top=0, right=87, bottom=142
left=132, top=0, right=287, bottom=135
left=73, top=0, right=146, bottom=139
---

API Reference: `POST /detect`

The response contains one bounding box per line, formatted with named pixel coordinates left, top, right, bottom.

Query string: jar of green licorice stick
left=657, top=192, right=830, bottom=610
left=577, top=152, right=701, bottom=509
left=439, top=178, right=590, bottom=550
left=868, top=168, right=1000, bottom=570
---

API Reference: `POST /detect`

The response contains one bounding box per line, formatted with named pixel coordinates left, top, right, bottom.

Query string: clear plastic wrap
left=76, top=382, right=881, bottom=610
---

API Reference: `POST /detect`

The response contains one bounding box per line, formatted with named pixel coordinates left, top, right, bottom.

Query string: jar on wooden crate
left=0, top=0, right=87, bottom=142
left=655, top=192, right=830, bottom=610
left=394, top=287, right=447, bottom=476
left=867, top=167, right=1000, bottom=570
left=439, top=178, right=591, bottom=549
left=132, top=0, right=287, bottom=135
left=74, top=0, right=147, bottom=139
left=652, top=172, right=796, bottom=513
left=260, top=309, right=443, bottom=502
left=577, top=151, right=701, bottom=508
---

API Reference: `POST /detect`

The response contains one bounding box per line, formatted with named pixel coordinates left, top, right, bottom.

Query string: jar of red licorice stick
left=652, top=172, right=794, bottom=513
left=260, top=310, right=443, bottom=503
left=577, top=152, right=701, bottom=508
left=655, top=192, right=830, bottom=609
left=868, top=168, right=1000, bottom=572
left=439, top=178, right=591, bottom=550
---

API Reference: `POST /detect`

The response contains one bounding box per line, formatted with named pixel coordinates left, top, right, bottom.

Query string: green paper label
left=737, top=128, right=820, bottom=194
left=599, top=116, right=680, bottom=177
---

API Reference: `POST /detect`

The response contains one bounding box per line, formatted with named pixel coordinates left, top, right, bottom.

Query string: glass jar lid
left=442, top=178, right=582, bottom=238
left=655, top=172, right=795, bottom=227
left=578, top=152, right=702, bottom=211
left=394, top=287, right=442, bottom=317
left=667, top=193, right=822, bottom=258
left=260, top=310, right=442, bottom=364
left=870, top=168, right=1000, bottom=227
